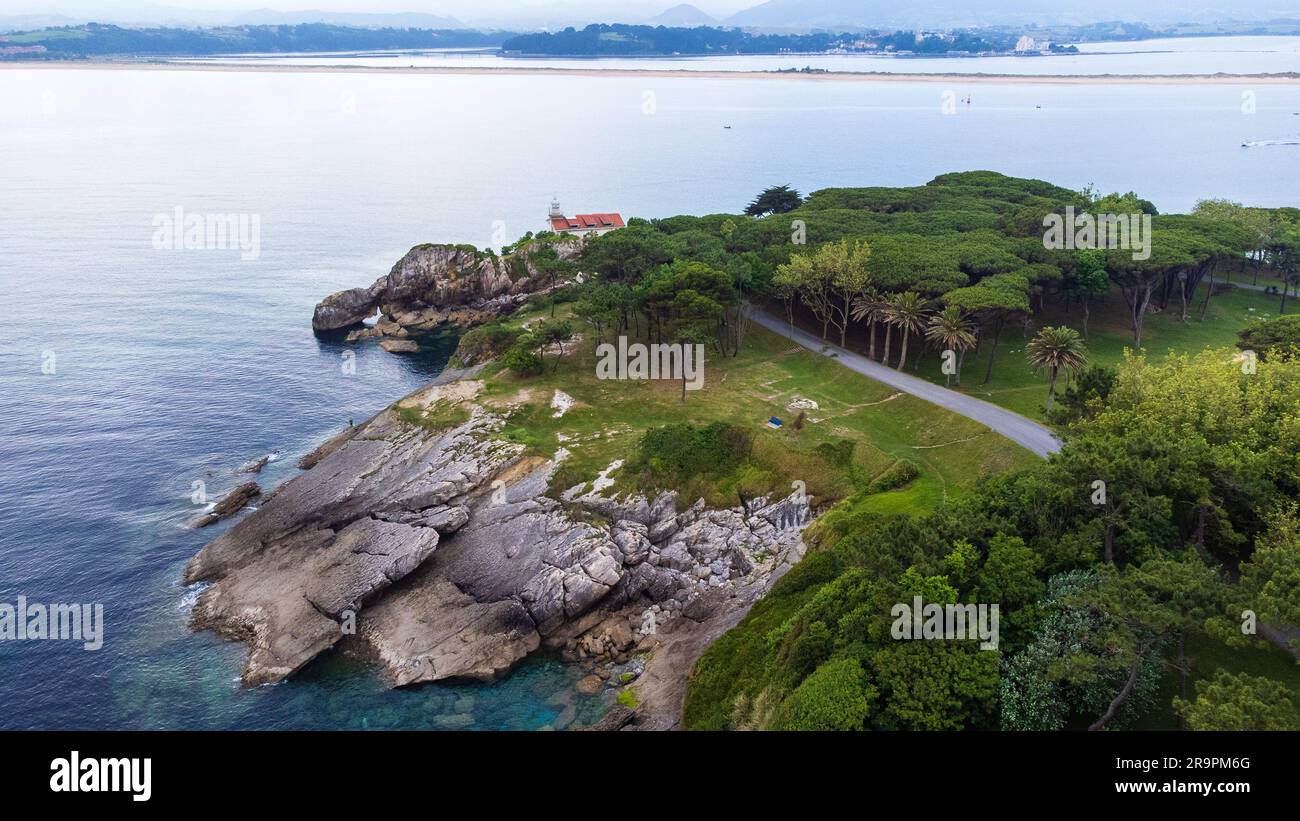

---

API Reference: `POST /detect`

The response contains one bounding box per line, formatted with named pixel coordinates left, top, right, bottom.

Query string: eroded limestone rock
left=186, top=374, right=812, bottom=707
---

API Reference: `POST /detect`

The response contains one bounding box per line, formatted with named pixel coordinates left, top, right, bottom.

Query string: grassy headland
left=437, top=299, right=1036, bottom=517
left=395, top=171, right=1300, bottom=732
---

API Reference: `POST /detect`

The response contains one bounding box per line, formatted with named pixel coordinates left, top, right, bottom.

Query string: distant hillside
left=725, top=0, right=1300, bottom=29
left=0, top=8, right=469, bottom=33
left=502, top=23, right=1018, bottom=56
left=0, top=23, right=510, bottom=59
left=644, top=4, right=718, bottom=27
left=0, top=14, right=80, bottom=34
left=227, top=10, right=468, bottom=29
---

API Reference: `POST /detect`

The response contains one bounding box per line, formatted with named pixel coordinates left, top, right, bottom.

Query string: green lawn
left=457, top=280, right=1278, bottom=509
left=440, top=301, right=1038, bottom=516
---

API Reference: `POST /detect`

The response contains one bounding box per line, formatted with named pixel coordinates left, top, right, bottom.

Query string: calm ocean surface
left=1, top=40, right=1298, bottom=728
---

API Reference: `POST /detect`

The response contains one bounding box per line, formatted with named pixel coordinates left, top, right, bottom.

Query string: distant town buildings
left=1014, top=35, right=1054, bottom=53
left=548, top=198, right=625, bottom=238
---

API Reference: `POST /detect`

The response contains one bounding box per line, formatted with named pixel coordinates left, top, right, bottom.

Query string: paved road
left=1225, top=279, right=1288, bottom=295
left=752, top=311, right=1062, bottom=458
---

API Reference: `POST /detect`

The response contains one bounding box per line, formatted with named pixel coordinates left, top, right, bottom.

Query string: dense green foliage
left=477, top=171, right=1300, bottom=732
left=626, top=422, right=753, bottom=488
left=554, top=172, right=1297, bottom=405
left=1, top=22, right=505, bottom=58
left=502, top=24, right=1019, bottom=57
left=1174, top=670, right=1299, bottom=730
left=501, top=344, right=544, bottom=376
left=1237, top=314, right=1300, bottom=360
left=452, top=321, right=524, bottom=367
left=771, top=657, right=875, bottom=731
left=685, top=349, right=1300, bottom=731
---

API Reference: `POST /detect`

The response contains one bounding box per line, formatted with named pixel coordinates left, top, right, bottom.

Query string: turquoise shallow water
left=0, top=57, right=1297, bottom=728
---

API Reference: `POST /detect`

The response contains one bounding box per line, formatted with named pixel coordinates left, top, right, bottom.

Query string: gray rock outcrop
left=189, top=481, right=261, bottom=529
left=183, top=381, right=523, bottom=684
left=184, top=374, right=812, bottom=716
left=312, top=240, right=581, bottom=334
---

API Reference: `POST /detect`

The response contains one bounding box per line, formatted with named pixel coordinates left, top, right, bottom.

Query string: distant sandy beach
left=4, top=59, right=1300, bottom=84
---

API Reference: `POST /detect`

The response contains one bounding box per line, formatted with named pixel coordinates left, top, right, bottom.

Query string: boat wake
left=1242, top=138, right=1300, bottom=147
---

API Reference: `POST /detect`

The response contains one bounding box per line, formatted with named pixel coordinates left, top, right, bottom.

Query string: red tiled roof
left=550, top=213, right=624, bottom=231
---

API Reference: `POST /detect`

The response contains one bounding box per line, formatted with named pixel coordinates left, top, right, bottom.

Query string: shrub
left=682, top=550, right=842, bottom=730
left=1237, top=314, right=1300, bottom=361
left=787, top=620, right=834, bottom=676
left=773, top=658, right=874, bottom=731
left=453, top=322, right=524, bottom=366
left=1174, top=670, right=1300, bottom=731
left=862, top=459, right=919, bottom=494
left=502, top=338, right=545, bottom=376
left=1047, top=364, right=1117, bottom=424
left=629, top=422, right=752, bottom=486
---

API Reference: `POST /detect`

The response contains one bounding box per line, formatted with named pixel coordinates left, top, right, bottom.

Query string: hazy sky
left=4, top=0, right=1288, bottom=27
left=0, top=0, right=761, bottom=18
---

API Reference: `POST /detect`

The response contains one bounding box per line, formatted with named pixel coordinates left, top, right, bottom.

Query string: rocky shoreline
left=184, top=371, right=811, bottom=722
left=184, top=370, right=811, bottom=728
left=184, top=238, right=813, bottom=729
left=311, top=240, right=582, bottom=348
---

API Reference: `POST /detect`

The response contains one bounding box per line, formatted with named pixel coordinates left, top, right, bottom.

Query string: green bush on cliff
left=772, top=658, right=875, bottom=731
left=502, top=338, right=545, bottom=376
left=452, top=322, right=524, bottom=367
left=683, top=549, right=842, bottom=730
left=685, top=499, right=1012, bottom=732
left=627, top=422, right=752, bottom=488
left=859, top=459, right=919, bottom=495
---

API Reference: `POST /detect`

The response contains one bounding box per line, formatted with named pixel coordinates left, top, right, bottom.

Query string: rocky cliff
left=184, top=371, right=810, bottom=727
left=312, top=240, right=582, bottom=336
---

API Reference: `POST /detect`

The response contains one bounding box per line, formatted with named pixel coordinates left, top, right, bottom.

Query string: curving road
left=752, top=311, right=1062, bottom=458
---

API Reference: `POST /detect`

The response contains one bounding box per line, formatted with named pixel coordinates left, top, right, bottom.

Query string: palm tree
left=887, top=292, right=930, bottom=372
left=850, top=290, right=886, bottom=360
left=1026, top=326, right=1088, bottom=411
left=879, top=298, right=896, bottom=366
left=925, top=306, right=977, bottom=386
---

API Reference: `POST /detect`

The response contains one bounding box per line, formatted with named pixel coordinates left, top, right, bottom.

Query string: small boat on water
left=1241, top=138, right=1300, bottom=148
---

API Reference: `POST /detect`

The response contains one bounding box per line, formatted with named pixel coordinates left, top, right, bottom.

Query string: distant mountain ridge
left=644, top=4, right=719, bottom=27
left=4, top=0, right=1299, bottom=37
left=0, top=23, right=506, bottom=58
left=0, top=6, right=468, bottom=33
left=227, top=10, right=467, bottom=30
